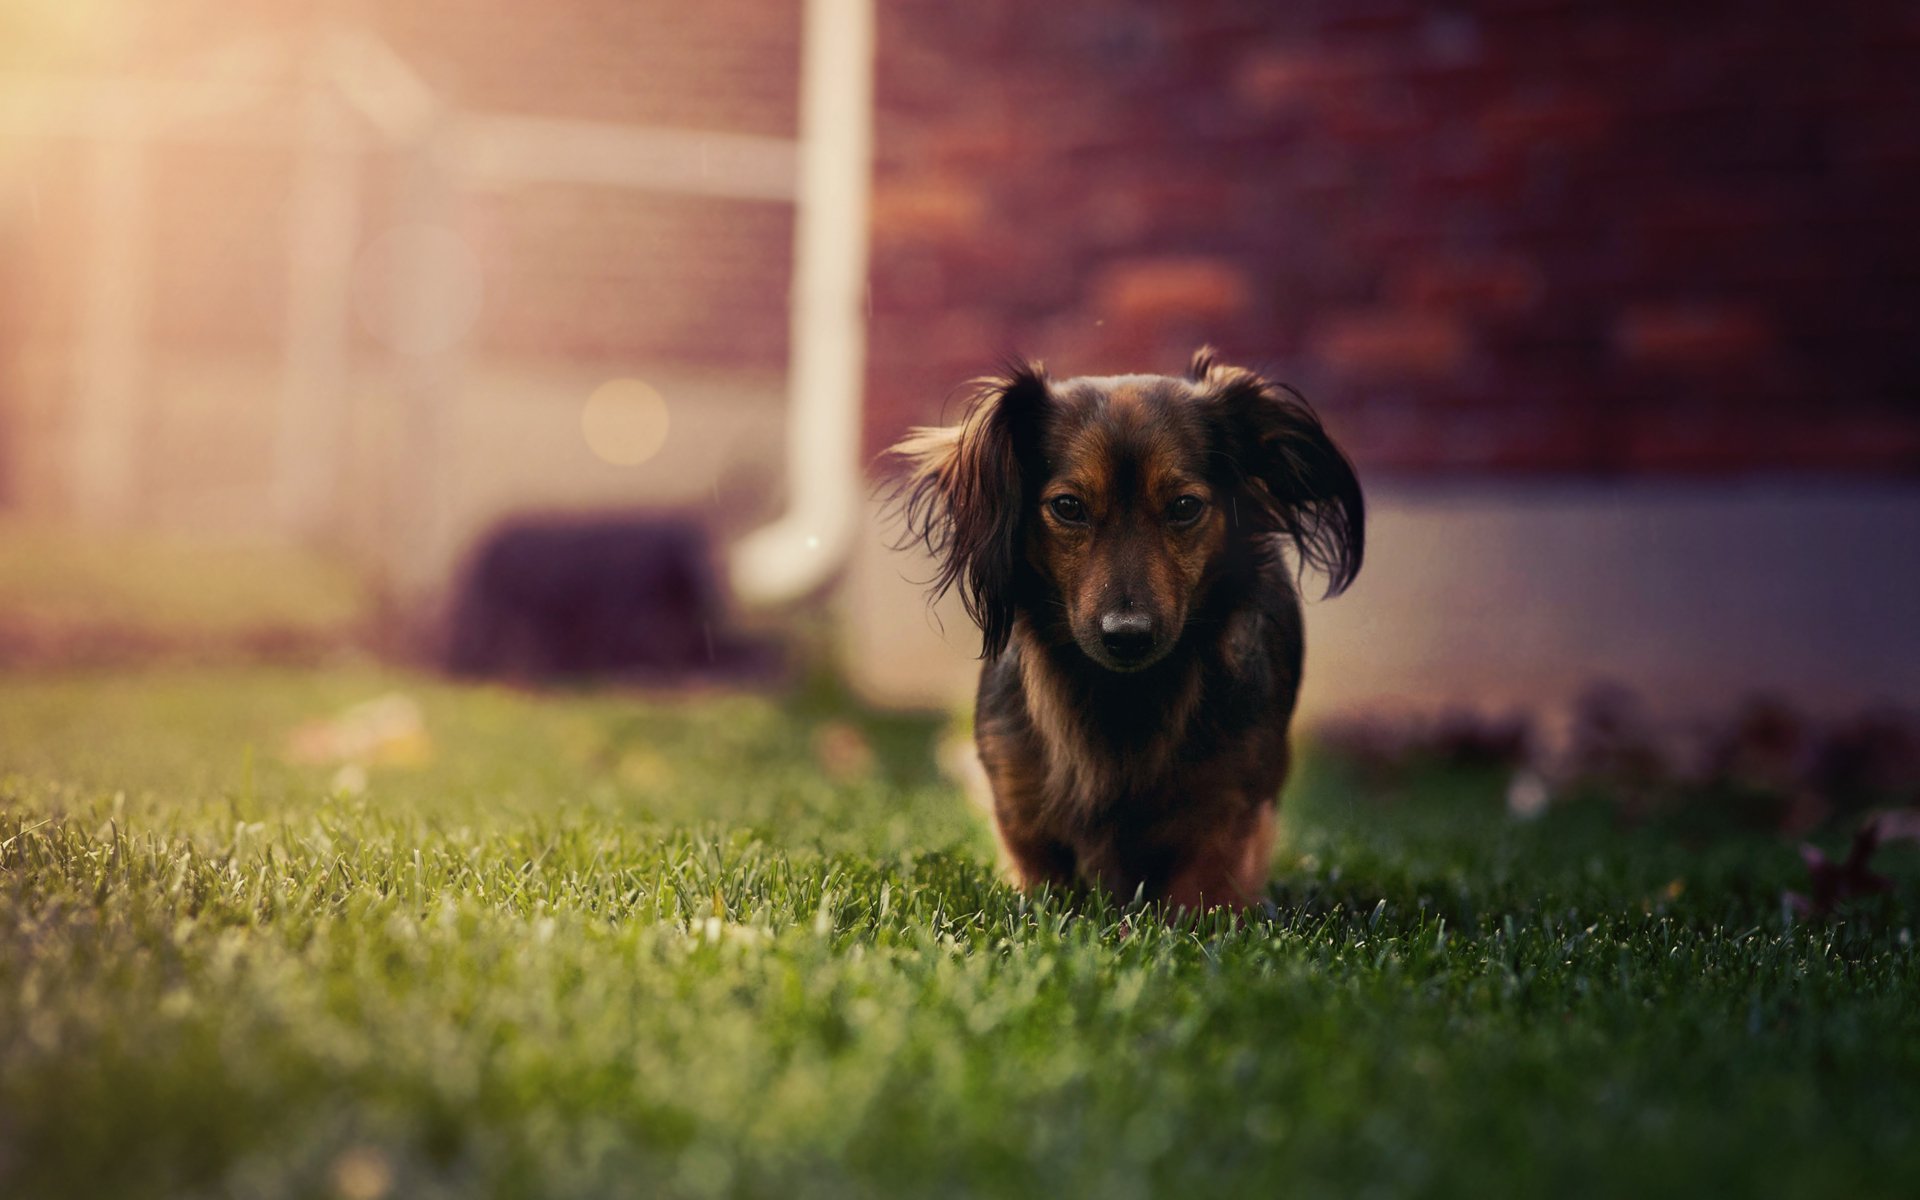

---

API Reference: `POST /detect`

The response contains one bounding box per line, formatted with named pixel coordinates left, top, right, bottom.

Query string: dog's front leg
left=1161, top=802, right=1277, bottom=912
left=993, top=809, right=1077, bottom=893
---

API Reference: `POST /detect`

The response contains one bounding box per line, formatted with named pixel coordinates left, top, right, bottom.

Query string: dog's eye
left=1168, top=495, right=1206, bottom=525
left=1047, top=495, right=1087, bottom=523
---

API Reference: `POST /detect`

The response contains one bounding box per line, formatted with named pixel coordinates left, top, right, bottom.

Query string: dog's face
left=894, top=349, right=1364, bottom=667
left=1029, top=374, right=1227, bottom=671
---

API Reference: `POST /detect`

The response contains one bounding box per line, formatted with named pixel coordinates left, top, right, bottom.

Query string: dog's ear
left=1188, top=345, right=1220, bottom=381
left=1197, top=357, right=1365, bottom=597
left=889, top=362, right=1049, bottom=657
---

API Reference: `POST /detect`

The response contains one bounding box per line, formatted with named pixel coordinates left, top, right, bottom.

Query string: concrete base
left=842, top=481, right=1920, bottom=723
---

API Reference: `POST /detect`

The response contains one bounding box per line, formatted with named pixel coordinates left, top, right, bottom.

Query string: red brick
left=1478, top=93, right=1614, bottom=150
left=920, top=110, right=1027, bottom=168
left=870, top=179, right=991, bottom=244
left=1082, top=175, right=1249, bottom=247
left=1231, top=47, right=1385, bottom=115
left=1088, top=258, right=1254, bottom=324
left=1391, top=256, right=1544, bottom=315
left=1615, top=306, right=1773, bottom=371
left=1309, top=312, right=1471, bottom=380
left=933, top=236, right=1080, bottom=314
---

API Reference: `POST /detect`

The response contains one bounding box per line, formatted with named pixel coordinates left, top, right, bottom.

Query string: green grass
left=2, top=668, right=1917, bottom=1199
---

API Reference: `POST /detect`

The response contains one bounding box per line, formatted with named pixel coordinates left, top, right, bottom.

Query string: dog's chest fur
left=974, top=566, right=1303, bottom=864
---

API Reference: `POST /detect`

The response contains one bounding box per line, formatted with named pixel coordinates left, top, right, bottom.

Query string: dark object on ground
left=1428, top=710, right=1532, bottom=769
left=1710, top=696, right=1811, bottom=795
left=1562, top=683, right=1672, bottom=815
left=1808, top=709, right=1920, bottom=814
left=1786, top=820, right=1897, bottom=919
left=1318, top=709, right=1532, bottom=791
left=443, top=515, right=777, bottom=682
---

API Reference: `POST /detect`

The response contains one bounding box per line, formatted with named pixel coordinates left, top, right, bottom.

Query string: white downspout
left=728, top=0, right=874, bottom=605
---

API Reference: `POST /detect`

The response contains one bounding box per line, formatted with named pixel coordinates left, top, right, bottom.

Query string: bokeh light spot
left=582, top=379, right=671, bottom=466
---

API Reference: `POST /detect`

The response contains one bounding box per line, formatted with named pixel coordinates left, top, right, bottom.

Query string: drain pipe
left=728, top=0, right=875, bottom=606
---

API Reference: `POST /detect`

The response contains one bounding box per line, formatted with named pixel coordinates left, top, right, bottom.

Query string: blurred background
left=2, top=0, right=1917, bottom=728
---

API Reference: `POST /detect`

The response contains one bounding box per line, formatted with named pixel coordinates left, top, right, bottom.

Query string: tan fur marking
left=1014, top=621, right=1205, bottom=814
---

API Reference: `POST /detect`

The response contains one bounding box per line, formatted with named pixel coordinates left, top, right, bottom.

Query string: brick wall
left=14, top=1, right=1919, bottom=474
left=865, top=0, right=1920, bottom=474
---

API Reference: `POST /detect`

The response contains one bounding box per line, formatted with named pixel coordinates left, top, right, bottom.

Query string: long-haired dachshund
left=893, top=349, right=1365, bottom=911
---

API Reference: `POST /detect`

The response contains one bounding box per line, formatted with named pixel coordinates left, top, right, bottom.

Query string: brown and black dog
left=893, top=350, right=1364, bottom=911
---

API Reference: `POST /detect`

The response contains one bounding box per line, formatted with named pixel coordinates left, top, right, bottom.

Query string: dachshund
left=892, top=349, right=1365, bottom=911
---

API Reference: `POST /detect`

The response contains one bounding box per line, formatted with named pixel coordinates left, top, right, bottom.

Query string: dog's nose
left=1099, top=610, right=1156, bottom=662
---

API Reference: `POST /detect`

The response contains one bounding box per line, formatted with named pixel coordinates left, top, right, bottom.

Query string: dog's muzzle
left=1098, top=610, right=1157, bottom=667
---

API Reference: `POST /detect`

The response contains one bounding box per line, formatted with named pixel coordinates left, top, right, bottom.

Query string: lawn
left=2, top=667, right=1917, bottom=1199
